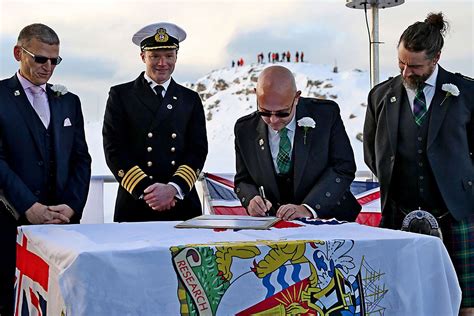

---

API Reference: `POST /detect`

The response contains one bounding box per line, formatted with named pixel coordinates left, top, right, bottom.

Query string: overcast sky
left=1, top=0, right=472, bottom=121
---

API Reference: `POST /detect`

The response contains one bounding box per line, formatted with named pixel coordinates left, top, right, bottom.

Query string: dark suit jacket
left=103, top=73, right=208, bottom=222
left=0, top=74, right=91, bottom=314
left=234, top=97, right=361, bottom=221
left=363, top=66, right=474, bottom=223
left=0, top=74, right=91, bottom=220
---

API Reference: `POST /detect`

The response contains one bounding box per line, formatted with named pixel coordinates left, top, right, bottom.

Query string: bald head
left=256, top=65, right=297, bottom=99
left=255, top=65, right=300, bottom=131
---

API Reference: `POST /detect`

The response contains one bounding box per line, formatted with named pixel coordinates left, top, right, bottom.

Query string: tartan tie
left=154, top=85, right=164, bottom=105
left=277, top=127, right=292, bottom=174
left=413, top=85, right=427, bottom=126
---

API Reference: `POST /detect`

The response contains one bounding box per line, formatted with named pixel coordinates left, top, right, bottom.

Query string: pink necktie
left=29, top=86, right=50, bottom=128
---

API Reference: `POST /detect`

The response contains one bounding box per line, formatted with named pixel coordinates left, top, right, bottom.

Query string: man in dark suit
left=0, top=23, right=91, bottom=315
left=363, top=13, right=473, bottom=313
left=103, top=22, right=207, bottom=222
left=234, top=65, right=360, bottom=221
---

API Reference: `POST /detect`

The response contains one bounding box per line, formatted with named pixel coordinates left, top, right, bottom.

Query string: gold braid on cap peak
left=173, top=165, right=197, bottom=190
left=121, top=166, right=147, bottom=194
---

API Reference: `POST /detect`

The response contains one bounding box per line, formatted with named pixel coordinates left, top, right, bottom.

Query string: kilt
left=442, top=215, right=474, bottom=308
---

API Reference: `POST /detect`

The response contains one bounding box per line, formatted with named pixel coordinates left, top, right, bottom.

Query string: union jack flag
left=14, top=230, right=49, bottom=316
left=202, top=173, right=381, bottom=227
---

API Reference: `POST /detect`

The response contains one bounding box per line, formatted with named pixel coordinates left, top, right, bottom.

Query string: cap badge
left=155, top=28, right=169, bottom=43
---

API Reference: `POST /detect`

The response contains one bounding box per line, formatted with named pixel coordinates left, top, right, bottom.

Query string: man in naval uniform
left=103, top=22, right=208, bottom=222
left=363, top=13, right=473, bottom=313
left=234, top=65, right=360, bottom=221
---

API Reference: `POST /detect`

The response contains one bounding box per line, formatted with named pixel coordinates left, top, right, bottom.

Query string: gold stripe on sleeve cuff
left=128, top=173, right=147, bottom=194
left=179, top=165, right=197, bottom=182
left=173, top=165, right=198, bottom=189
left=121, top=166, right=147, bottom=193
left=174, top=170, right=193, bottom=189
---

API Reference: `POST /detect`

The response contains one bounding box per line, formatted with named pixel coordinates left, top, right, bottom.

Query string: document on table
left=175, top=215, right=280, bottom=230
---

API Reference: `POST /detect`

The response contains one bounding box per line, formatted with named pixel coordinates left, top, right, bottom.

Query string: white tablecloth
left=15, top=220, right=461, bottom=315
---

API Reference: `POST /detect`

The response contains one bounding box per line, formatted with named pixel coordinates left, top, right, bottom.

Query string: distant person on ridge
left=234, top=65, right=361, bottom=221
left=363, top=12, right=474, bottom=313
left=295, top=51, right=299, bottom=63
left=301, top=51, right=304, bottom=62
left=103, top=22, right=208, bottom=223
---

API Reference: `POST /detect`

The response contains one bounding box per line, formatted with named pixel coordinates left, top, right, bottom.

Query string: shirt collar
left=267, top=112, right=297, bottom=135
left=144, top=73, right=171, bottom=92
left=17, top=70, right=47, bottom=92
left=424, top=64, right=438, bottom=88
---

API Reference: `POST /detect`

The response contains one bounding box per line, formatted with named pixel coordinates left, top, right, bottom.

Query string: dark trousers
left=0, top=209, right=17, bottom=316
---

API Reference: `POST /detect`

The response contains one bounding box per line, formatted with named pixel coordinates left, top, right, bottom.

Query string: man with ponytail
left=364, top=12, right=474, bottom=313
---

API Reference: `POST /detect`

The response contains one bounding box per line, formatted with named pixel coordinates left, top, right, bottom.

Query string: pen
left=259, top=186, right=269, bottom=214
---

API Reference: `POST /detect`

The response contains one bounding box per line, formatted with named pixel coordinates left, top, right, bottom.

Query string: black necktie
left=154, top=85, right=164, bottom=105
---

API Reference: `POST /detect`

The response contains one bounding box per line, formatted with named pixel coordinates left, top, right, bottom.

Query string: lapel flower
left=440, top=83, right=460, bottom=106
left=297, top=117, right=316, bottom=144
left=51, top=84, right=68, bottom=97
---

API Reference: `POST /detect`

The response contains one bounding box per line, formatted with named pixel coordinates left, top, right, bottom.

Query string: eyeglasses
left=257, top=96, right=297, bottom=118
left=21, top=47, right=62, bottom=65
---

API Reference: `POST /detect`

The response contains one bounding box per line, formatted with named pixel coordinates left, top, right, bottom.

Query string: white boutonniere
left=440, top=83, right=459, bottom=106
left=297, top=117, right=316, bottom=144
left=50, top=84, right=68, bottom=97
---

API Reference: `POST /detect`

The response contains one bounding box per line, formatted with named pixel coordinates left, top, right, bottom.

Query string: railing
left=82, top=171, right=373, bottom=224
left=80, top=175, right=116, bottom=224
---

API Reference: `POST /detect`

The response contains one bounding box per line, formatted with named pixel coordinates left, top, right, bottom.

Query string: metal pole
left=371, top=4, right=380, bottom=88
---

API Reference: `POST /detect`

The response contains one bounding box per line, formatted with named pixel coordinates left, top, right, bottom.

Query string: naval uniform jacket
left=234, top=97, right=361, bottom=221
left=103, top=73, right=208, bottom=222
left=363, top=66, right=474, bottom=225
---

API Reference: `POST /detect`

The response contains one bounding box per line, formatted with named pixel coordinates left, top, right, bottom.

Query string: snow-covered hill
left=87, top=62, right=371, bottom=176
left=185, top=62, right=370, bottom=173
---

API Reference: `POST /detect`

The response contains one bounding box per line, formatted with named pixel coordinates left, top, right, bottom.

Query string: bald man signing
left=234, top=65, right=361, bottom=221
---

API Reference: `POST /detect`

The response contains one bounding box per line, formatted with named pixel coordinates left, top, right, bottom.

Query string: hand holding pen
left=246, top=186, right=273, bottom=217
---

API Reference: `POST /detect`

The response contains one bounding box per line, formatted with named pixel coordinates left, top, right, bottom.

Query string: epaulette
left=455, top=72, right=474, bottom=81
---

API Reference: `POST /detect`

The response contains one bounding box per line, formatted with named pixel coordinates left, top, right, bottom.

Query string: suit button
left=147, top=161, right=153, bottom=167
left=147, top=147, right=152, bottom=152
left=418, top=149, right=423, bottom=154
left=147, top=132, right=153, bottom=138
left=325, top=192, right=331, bottom=198
left=418, top=162, right=423, bottom=167
left=149, top=176, right=153, bottom=180
left=37, top=161, right=44, bottom=166
left=418, top=137, right=423, bottom=141
left=171, top=147, right=176, bottom=152
left=390, top=156, right=395, bottom=162
left=337, top=201, right=341, bottom=206
left=342, top=195, right=347, bottom=200
left=419, top=176, right=424, bottom=180
left=468, top=181, right=473, bottom=186
left=171, top=133, right=177, bottom=139
left=34, top=190, right=40, bottom=196
left=171, top=161, right=176, bottom=166
left=315, top=204, right=321, bottom=210
left=335, top=177, right=341, bottom=183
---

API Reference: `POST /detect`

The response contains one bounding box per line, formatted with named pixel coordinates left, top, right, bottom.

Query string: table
left=15, top=220, right=460, bottom=315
